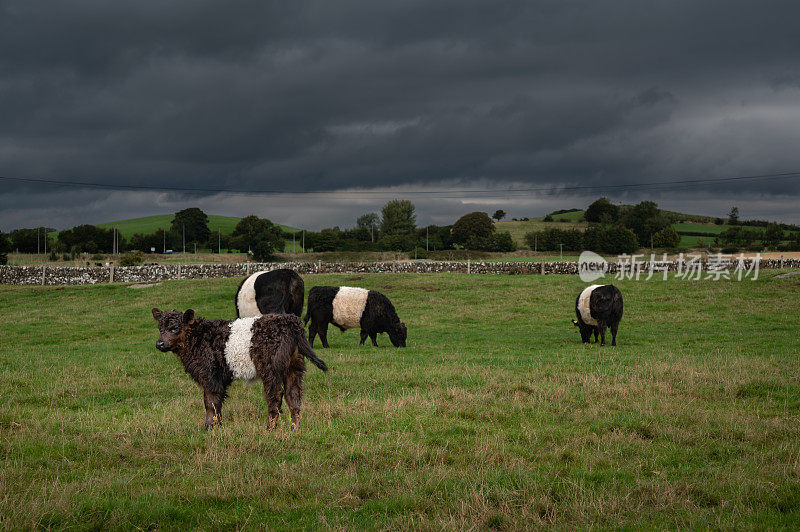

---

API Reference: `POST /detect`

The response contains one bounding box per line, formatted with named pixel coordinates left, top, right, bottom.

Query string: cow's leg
left=598, top=323, right=607, bottom=346
left=359, top=330, right=368, bottom=345
left=308, top=321, right=317, bottom=347
left=319, top=322, right=330, bottom=349
left=610, top=321, right=619, bottom=346
left=263, top=378, right=284, bottom=429
left=593, top=327, right=599, bottom=343
left=283, top=367, right=304, bottom=431
left=369, top=331, right=379, bottom=347
left=203, top=388, right=224, bottom=429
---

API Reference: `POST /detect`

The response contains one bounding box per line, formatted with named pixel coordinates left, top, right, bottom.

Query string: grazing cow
left=235, top=269, right=304, bottom=318
left=303, top=286, right=407, bottom=348
left=152, top=308, right=327, bottom=430
left=572, top=284, right=623, bottom=346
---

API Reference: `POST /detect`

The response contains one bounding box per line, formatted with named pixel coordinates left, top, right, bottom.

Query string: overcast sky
left=2, top=0, right=800, bottom=231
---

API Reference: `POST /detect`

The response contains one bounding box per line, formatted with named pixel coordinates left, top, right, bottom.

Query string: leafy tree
left=652, top=226, right=680, bottom=248
left=56, top=225, right=116, bottom=254
left=0, top=231, right=8, bottom=265
left=492, top=209, right=506, bottom=222
left=232, top=215, right=272, bottom=251
left=380, top=200, right=416, bottom=236
left=524, top=228, right=583, bottom=251
left=602, top=225, right=639, bottom=254
left=543, top=214, right=554, bottom=222
left=727, top=206, right=739, bottom=225
left=171, top=208, right=210, bottom=244
left=356, top=213, right=381, bottom=241
left=10, top=228, right=51, bottom=253
left=379, top=233, right=416, bottom=252
left=313, top=228, right=343, bottom=252
left=584, top=198, right=619, bottom=224
left=763, top=223, right=783, bottom=248
left=451, top=212, right=494, bottom=245
left=129, top=229, right=180, bottom=253
left=621, top=201, right=669, bottom=245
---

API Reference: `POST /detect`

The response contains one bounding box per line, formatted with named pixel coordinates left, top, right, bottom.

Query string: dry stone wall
left=1, top=259, right=798, bottom=286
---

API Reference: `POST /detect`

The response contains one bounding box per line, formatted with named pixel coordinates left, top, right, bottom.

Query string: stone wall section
left=1, top=259, right=798, bottom=286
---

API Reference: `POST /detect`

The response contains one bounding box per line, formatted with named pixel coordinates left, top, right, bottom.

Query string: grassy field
left=496, top=219, right=588, bottom=247
left=94, top=214, right=299, bottom=239
left=2, top=272, right=799, bottom=529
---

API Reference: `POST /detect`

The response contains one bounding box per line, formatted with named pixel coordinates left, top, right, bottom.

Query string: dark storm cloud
left=2, top=0, right=800, bottom=229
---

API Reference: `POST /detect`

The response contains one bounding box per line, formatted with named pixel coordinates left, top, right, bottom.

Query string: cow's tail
left=295, top=324, right=327, bottom=372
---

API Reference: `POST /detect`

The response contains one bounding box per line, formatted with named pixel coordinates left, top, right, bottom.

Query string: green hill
left=95, top=214, right=299, bottom=239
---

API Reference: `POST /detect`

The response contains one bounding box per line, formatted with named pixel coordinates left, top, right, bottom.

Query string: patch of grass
left=94, top=214, right=299, bottom=239
left=1, top=273, right=799, bottom=528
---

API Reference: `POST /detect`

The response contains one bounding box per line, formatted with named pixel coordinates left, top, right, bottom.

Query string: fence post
left=177, top=264, right=182, bottom=280
left=781, top=255, right=784, bottom=269
left=467, top=258, right=470, bottom=274
left=41, top=264, right=46, bottom=286
left=541, top=258, right=545, bottom=275
left=109, top=264, right=114, bottom=283
left=246, top=263, right=251, bottom=275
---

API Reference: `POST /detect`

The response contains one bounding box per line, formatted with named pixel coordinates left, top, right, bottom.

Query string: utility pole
left=426, top=226, right=429, bottom=251
left=218, top=228, right=221, bottom=254
left=293, top=231, right=295, bottom=253
left=302, top=230, right=305, bottom=252
left=43, top=228, right=46, bottom=256
left=183, top=224, right=185, bottom=254
left=163, top=229, right=166, bottom=254
left=559, top=243, right=563, bottom=261
left=535, top=235, right=538, bottom=252
left=37, top=227, right=40, bottom=255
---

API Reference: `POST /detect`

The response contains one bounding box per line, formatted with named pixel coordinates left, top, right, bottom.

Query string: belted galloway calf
left=152, top=308, right=327, bottom=430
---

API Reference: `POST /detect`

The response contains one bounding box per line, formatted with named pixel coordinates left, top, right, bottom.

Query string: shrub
left=585, top=197, right=619, bottom=224
left=524, top=228, right=582, bottom=251
left=721, top=246, right=740, bottom=254
left=119, top=251, right=144, bottom=266
left=652, top=226, right=680, bottom=248
left=411, top=247, right=428, bottom=259
left=49, top=250, right=59, bottom=262
left=543, top=214, right=554, bottom=222
left=62, top=253, right=71, bottom=261
left=252, top=240, right=277, bottom=262
left=601, top=226, right=639, bottom=254
left=0, top=252, right=6, bottom=266
left=91, top=253, right=105, bottom=261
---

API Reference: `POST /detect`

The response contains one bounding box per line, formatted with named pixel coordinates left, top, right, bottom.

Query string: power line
left=0, top=171, right=799, bottom=198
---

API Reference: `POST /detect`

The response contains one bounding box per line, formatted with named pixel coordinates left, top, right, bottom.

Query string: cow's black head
left=388, top=322, right=407, bottom=347
left=152, top=308, right=195, bottom=352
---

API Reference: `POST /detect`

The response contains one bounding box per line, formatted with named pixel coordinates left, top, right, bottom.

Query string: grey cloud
left=1, top=0, right=800, bottom=229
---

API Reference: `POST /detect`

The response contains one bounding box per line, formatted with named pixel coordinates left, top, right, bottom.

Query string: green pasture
left=94, top=214, right=299, bottom=239
left=1, top=272, right=799, bottom=529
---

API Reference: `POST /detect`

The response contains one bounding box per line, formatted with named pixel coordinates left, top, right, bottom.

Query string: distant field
left=95, top=214, right=299, bottom=238
left=496, top=219, right=588, bottom=247
left=530, top=209, right=586, bottom=222
left=2, top=273, right=799, bottom=528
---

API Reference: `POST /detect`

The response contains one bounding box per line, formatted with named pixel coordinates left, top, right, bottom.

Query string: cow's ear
left=182, top=309, right=195, bottom=325
left=152, top=308, right=162, bottom=320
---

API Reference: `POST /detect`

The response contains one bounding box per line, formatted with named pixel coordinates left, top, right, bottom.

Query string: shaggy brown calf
left=152, top=308, right=327, bottom=430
